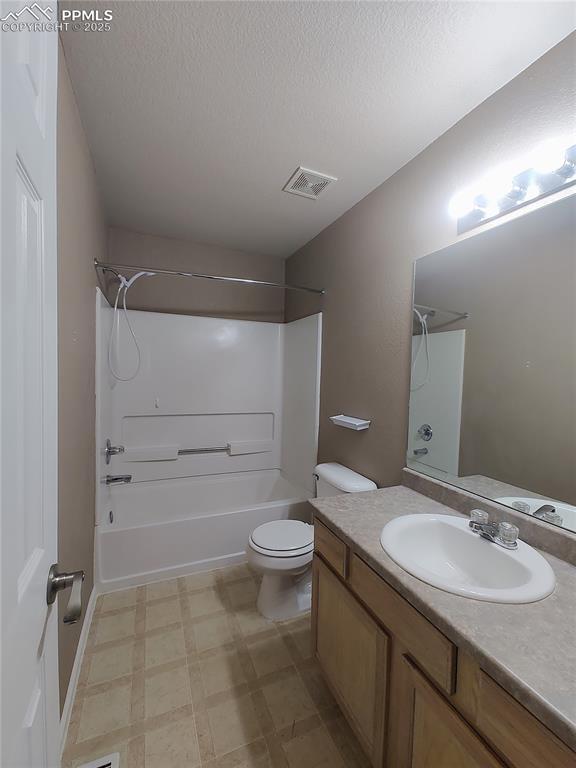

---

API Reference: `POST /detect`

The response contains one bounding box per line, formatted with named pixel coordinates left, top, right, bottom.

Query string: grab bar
left=178, top=441, right=272, bottom=457
left=177, top=446, right=229, bottom=455
left=122, top=442, right=273, bottom=461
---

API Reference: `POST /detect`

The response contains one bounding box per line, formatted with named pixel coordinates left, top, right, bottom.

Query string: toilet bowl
left=248, top=463, right=377, bottom=620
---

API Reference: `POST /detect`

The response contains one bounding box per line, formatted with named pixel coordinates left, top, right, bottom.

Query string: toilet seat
left=249, top=520, right=313, bottom=558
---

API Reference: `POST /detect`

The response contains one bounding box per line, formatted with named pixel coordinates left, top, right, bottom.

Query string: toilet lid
left=250, top=520, right=313, bottom=553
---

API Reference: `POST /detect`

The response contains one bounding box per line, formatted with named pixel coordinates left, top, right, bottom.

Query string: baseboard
left=60, top=586, right=98, bottom=758
left=97, top=551, right=248, bottom=593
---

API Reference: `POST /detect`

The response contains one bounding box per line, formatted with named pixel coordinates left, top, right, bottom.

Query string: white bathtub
left=97, top=469, right=311, bottom=588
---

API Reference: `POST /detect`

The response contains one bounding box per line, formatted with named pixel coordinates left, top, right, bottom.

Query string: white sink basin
left=380, top=514, right=556, bottom=603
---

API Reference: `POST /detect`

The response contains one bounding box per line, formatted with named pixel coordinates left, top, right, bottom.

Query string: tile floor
left=63, top=563, right=371, bottom=768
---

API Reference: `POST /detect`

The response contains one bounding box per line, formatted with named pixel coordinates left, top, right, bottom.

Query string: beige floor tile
left=207, top=693, right=262, bottom=757
left=301, top=663, right=337, bottom=711
left=262, top=674, right=316, bottom=730
left=100, top=588, right=139, bottom=613
left=282, top=725, right=345, bottom=768
left=87, top=642, right=134, bottom=685
left=95, top=610, right=136, bottom=645
left=146, top=579, right=179, bottom=601
left=234, top=609, right=273, bottom=639
left=144, top=716, right=200, bottom=768
left=65, top=562, right=369, bottom=768
left=77, top=683, right=132, bottom=742
left=145, top=597, right=182, bottom=631
left=145, top=626, right=186, bottom=668
left=62, top=741, right=130, bottom=768
left=187, top=587, right=228, bottom=618
left=220, top=563, right=254, bottom=583
left=226, top=580, right=258, bottom=609
left=145, top=666, right=192, bottom=718
left=247, top=635, right=293, bottom=678
left=193, top=615, right=234, bottom=652
left=203, top=739, right=271, bottom=768
left=199, top=650, right=247, bottom=696
left=288, top=623, right=312, bottom=660
left=181, top=570, right=220, bottom=591
left=323, top=713, right=372, bottom=768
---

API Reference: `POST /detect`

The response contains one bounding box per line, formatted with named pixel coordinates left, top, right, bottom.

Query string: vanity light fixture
left=449, top=137, right=576, bottom=233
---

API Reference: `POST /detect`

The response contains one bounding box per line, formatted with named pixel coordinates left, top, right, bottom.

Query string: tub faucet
left=468, top=510, right=519, bottom=550
left=105, top=474, right=132, bottom=485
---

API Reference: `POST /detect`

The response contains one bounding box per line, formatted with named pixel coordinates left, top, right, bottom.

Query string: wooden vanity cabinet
left=312, top=519, right=576, bottom=768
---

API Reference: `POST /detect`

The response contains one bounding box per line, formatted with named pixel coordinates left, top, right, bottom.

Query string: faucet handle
left=470, top=509, right=489, bottom=526
left=497, top=521, right=519, bottom=549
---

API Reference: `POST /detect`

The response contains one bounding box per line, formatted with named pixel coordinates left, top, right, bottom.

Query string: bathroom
left=1, top=2, right=575, bottom=767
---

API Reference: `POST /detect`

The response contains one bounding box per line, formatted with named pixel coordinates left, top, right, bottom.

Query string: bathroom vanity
left=310, top=485, right=576, bottom=768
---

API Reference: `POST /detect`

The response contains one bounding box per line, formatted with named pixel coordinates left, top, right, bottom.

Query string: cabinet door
left=312, top=555, right=388, bottom=766
left=409, top=664, right=506, bottom=768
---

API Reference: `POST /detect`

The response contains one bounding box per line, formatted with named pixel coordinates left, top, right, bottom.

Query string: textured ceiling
left=61, top=2, right=575, bottom=257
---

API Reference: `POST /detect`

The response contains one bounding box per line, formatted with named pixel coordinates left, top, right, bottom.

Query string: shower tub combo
left=98, top=469, right=310, bottom=588
left=96, top=297, right=321, bottom=589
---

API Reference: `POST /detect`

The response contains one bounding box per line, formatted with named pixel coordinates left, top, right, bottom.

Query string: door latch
left=46, top=564, right=85, bottom=625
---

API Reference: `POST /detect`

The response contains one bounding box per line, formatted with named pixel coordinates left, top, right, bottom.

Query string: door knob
left=46, top=564, right=85, bottom=625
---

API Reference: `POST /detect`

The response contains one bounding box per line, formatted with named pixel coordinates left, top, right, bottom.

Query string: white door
left=1, top=4, right=60, bottom=767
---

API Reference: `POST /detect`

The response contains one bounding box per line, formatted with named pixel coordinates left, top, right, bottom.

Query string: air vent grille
left=283, top=167, right=337, bottom=199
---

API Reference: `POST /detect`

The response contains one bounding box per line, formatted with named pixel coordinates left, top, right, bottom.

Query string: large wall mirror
left=408, top=194, right=576, bottom=533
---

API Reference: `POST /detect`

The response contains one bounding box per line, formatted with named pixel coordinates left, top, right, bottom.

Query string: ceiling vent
left=283, top=167, right=337, bottom=200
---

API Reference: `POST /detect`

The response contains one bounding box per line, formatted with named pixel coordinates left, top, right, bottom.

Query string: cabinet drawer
left=349, top=554, right=457, bottom=694
left=475, top=672, right=575, bottom=768
left=314, top=519, right=348, bottom=578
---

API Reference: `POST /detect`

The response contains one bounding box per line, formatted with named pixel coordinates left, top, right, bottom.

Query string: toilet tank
left=314, top=462, right=377, bottom=497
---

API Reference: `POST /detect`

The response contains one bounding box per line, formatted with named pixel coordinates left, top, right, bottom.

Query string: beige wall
left=104, top=228, right=286, bottom=322
left=414, top=195, right=576, bottom=505
left=285, top=33, right=576, bottom=488
left=57, top=43, right=107, bottom=710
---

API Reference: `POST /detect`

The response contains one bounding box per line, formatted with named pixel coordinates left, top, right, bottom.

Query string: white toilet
left=247, top=462, right=377, bottom=620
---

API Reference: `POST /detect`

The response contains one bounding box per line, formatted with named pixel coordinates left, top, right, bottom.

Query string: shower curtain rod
left=94, top=259, right=325, bottom=295
left=414, top=303, right=469, bottom=321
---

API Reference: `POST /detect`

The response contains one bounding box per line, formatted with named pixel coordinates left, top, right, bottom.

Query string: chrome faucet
left=534, top=504, right=556, bottom=518
left=532, top=504, right=564, bottom=526
left=104, top=438, right=125, bottom=465
left=469, top=510, right=519, bottom=550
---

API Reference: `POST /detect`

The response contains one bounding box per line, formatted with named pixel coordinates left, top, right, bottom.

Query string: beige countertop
left=310, top=485, right=576, bottom=751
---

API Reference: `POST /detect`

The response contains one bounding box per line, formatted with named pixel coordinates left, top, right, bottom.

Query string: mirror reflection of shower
left=408, top=303, right=468, bottom=477
left=411, top=307, right=431, bottom=392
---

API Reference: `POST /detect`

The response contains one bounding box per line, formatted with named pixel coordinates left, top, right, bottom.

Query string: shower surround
left=96, top=290, right=321, bottom=588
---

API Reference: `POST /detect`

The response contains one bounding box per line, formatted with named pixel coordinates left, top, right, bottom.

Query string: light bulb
left=481, top=199, right=501, bottom=219
left=523, top=182, right=541, bottom=201
left=481, top=169, right=513, bottom=201
left=531, top=138, right=567, bottom=175
left=448, top=188, right=475, bottom=219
